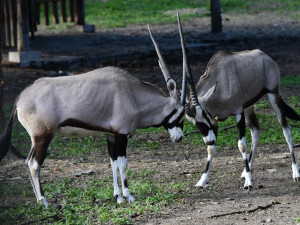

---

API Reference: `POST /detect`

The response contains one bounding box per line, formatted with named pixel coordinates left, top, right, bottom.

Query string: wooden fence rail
left=1, top=0, right=85, bottom=49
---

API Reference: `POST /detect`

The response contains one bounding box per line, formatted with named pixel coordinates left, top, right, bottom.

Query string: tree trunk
left=0, top=0, right=5, bottom=131
left=210, top=0, right=222, bottom=33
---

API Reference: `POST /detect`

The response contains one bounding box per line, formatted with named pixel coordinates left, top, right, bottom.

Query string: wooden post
left=52, top=0, right=59, bottom=24
left=16, top=0, right=25, bottom=51
left=4, top=0, right=11, bottom=46
left=61, top=0, right=67, bottom=22
left=210, top=0, right=222, bottom=33
left=28, top=0, right=35, bottom=38
left=0, top=0, right=5, bottom=130
left=9, top=0, right=17, bottom=47
left=21, top=0, right=30, bottom=50
left=75, top=0, right=84, bottom=25
left=69, top=0, right=75, bottom=22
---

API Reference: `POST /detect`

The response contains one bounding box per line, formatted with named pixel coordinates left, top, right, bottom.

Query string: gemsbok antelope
left=0, top=26, right=188, bottom=207
left=177, top=13, right=300, bottom=189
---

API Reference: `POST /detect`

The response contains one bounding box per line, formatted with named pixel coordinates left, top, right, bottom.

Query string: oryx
left=177, top=13, right=300, bottom=189
left=0, top=27, right=186, bottom=207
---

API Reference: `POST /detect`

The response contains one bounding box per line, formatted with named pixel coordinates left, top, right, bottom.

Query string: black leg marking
left=107, top=134, right=128, bottom=160
left=124, top=179, right=128, bottom=188
left=244, top=159, right=250, bottom=172
left=248, top=150, right=253, bottom=163
left=237, top=113, right=246, bottom=140
left=204, top=161, right=210, bottom=173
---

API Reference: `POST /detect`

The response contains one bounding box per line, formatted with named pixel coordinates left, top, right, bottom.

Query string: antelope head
left=177, top=13, right=217, bottom=145
left=148, top=25, right=186, bottom=143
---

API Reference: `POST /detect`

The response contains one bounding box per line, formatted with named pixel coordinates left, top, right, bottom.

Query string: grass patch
left=36, top=0, right=300, bottom=31
left=0, top=169, right=186, bottom=224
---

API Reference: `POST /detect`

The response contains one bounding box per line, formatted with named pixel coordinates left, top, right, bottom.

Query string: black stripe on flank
left=243, top=88, right=268, bottom=109
left=59, top=118, right=113, bottom=133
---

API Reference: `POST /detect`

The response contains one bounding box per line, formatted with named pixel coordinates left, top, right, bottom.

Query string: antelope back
left=16, top=67, right=177, bottom=136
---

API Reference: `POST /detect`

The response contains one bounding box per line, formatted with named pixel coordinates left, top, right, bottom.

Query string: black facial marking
left=186, top=105, right=196, bottom=118
left=195, top=122, right=210, bottom=137
left=161, top=108, right=185, bottom=130
left=107, top=134, right=128, bottom=161
left=202, top=110, right=213, bottom=127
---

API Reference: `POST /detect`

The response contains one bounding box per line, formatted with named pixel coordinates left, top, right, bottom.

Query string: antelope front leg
left=236, top=113, right=253, bottom=190
left=195, top=144, right=215, bottom=188
left=110, top=158, right=123, bottom=203
left=118, top=156, right=135, bottom=203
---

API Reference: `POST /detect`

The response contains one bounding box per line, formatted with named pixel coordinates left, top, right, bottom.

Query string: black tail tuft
left=281, top=99, right=300, bottom=121
left=0, top=107, right=16, bottom=161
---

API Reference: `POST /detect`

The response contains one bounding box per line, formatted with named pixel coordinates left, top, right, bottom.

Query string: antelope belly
left=57, top=126, right=98, bottom=138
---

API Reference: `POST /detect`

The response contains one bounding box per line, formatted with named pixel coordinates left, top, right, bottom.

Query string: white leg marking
left=283, top=128, right=300, bottom=180
left=28, top=158, right=49, bottom=207
left=241, top=128, right=259, bottom=179
left=238, top=138, right=253, bottom=188
left=196, top=145, right=215, bottom=188
left=110, top=158, right=123, bottom=203
left=117, top=156, right=135, bottom=203
left=268, top=93, right=300, bottom=181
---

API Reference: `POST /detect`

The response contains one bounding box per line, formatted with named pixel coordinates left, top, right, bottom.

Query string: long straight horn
left=177, top=12, right=200, bottom=106
left=180, top=58, right=187, bottom=106
left=147, top=25, right=173, bottom=82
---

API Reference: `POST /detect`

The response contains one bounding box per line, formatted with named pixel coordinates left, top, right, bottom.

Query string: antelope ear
left=199, top=82, right=218, bottom=105
left=167, top=79, right=177, bottom=99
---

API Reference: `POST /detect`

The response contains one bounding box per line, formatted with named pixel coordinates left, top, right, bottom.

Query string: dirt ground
left=1, top=11, right=300, bottom=224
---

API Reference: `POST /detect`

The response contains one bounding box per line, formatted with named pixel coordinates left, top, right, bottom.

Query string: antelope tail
left=281, top=99, right=300, bottom=121
left=0, top=106, right=16, bottom=161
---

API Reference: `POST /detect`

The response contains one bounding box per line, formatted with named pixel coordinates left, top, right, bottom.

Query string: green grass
left=0, top=169, right=187, bottom=224
left=37, top=0, right=300, bottom=30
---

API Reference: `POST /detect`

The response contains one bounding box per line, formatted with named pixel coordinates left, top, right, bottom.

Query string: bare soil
left=1, top=12, right=300, bottom=224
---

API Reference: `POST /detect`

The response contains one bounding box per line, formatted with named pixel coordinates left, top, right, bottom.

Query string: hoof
left=126, top=195, right=135, bottom=203
left=293, top=177, right=299, bottom=182
left=244, top=185, right=253, bottom=191
left=115, top=195, right=124, bottom=203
